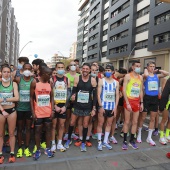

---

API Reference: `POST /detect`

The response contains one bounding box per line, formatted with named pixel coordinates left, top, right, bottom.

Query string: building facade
left=0, top=0, right=19, bottom=66
left=76, top=0, right=170, bottom=71
left=69, top=42, right=77, bottom=59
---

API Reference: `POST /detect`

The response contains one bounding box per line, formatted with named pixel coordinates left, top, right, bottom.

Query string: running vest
left=74, top=75, right=93, bottom=110
left=15, top=69, right=22, bottom=78
left=17, top=76, right=33, bottom=111
left=0, top=81, right=13, bottom=105
left=164, top=76, right=170, bottom=110
left=66, top=73, right=79, bottom=88
left=144, top=74, right=159, bottom=96
left=126, top=73, right=141, bottom=100
left=101, top=78, right=116, bottom=110
left=53, top=76, right=68, bottom=104
left=34, top=79, right=52, bottom=118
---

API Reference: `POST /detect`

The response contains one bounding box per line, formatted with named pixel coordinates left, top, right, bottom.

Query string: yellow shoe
left=33, top=145, right=37, bottom=154
left=40, top=142, right=46, bottom=149
left=16, top=148, right=23, bottom=158
left=24, top=148, right=32, bottom=157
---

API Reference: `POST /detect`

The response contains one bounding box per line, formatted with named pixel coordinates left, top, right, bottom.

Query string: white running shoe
left=71, top=133, right=79, bottom=140
left=165, top=136, right=170, bottom=143
left=109, top=136, right=118, bottom=144
left=63, top=134, right=68, bottom=141
left=159, top=137, right=167, bottom=145
left=57, top=144, right=66, bottom=152
left=51, top=144, right=56, bottom=153
left=146, top=138, right=156, bottom=146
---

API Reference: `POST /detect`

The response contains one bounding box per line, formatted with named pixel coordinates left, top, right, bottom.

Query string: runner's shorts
left=124, top=98, right=140, bottom=112
left=143, top=95, right=158, bottom=112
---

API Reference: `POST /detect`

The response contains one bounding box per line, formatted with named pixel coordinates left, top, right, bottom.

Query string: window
left=155, top=11, right=170, bottom=25
left=136, top=23, right=149, bottom=34
left=111, top=0, right=119, bottom=6
left=90, top=3, right=100, bottom=15
left=110, top=15, right=129, bottom=30
left=102, top=52, right=107, bottom=58
left=104, top=7, right=109, bottom=15
left=154, top=32, right=170, bottom=44
left=109, top=44, right=128, bottom=54
left=103, top=18, right=108, bottom=25
left=90, top=13, right=100, bottom=24
left=89, top=23, right=99, bottom=33
left=89, top=33, right=98, bottom=42
left=103, top=29, right=108, bottom=36
left=135, top=40, right=148, bottom=50
left=91, top=0, right=97, bottom=5
left=102, top=40, right=107, bottom=46
left=110, top=30, right=128, bottom=42
left=137, top=6, right=149, bottom=18
left=88, top=53, right=97, bottom=60
left=155, top=0, right=164, bottom=6
left=88, top=43, right=98, bottom=51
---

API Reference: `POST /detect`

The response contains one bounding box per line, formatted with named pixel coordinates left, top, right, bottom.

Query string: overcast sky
left=12, top=0, right=79, bottom=62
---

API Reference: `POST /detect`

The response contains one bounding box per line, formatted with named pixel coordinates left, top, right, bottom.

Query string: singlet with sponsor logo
left=53, top=76, right=68, bottom=104
left=0, top=81, right=13, bottom=105
left=144, top=74, right=159, bottom=96
left=34, top=79, right=52, bottom=118
left=101, top=78, right=117, bottom=110
left=126, top=73, right=141, bottom=100
left=17, top=76, right=33, bottom=111
left=74, top=75, right=93, bottom=110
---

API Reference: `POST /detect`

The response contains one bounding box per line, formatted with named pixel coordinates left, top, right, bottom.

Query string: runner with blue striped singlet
left=97, top=65, right=119, bottom=151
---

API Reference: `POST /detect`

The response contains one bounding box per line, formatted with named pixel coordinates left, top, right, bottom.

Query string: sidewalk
left=0, top=129, right=170, bottom=170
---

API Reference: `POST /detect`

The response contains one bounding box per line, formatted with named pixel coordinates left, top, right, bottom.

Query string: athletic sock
left=58, top=140, right=62, bottom=145
left=104, top=132, right=110, bottom=144
left=147, top=129, right=154, bottom=140
left=124, top=133, right=127, bottom=142
left=160, top=131, right=164, bottom=138
left=130, top=134, right=134, bottom=142
left=155, top=128, right=158, bottom=131
left=79, top=136, right=83, bottom=140
left=137, top=127, right=142, bottom=138
left=52, top=140, right=55, bottom=145
left=165, top=128, right=170, bottom=137
left=82, top=127, right=88, bottom=143
left=98, top=133, right=102, bottom=141
left=68, top=126, right=74, bottom=140
left=86, top=136, right=90, bottom=140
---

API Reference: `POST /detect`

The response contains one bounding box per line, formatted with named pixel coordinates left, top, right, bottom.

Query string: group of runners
left=0, top=56, right=170, bottom=163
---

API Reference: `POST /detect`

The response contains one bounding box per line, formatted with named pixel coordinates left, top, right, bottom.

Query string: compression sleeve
left=92, top=87, right=97, bottom=107
left=159, top=78, right=170, bottom=111
left=65, top=88, right=71, bottom=108
left=72, top=86, right=77, bottom=94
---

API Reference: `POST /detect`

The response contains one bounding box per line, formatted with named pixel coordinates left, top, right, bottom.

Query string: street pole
left=19, top=41, right=32, bottom=57
left=126, top=46, right=136, bottom=69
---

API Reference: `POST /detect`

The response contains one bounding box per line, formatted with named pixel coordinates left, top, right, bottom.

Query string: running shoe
left=86, top=140, right=92, bottom=147
left=134, top=133, right=137, bottom=139
left=165, top=136, right=170, bottom=143
left=102, top=142, right=112, bottom=150
left=144, top=127, right=149, bottom=131
left=44, top=148, right=54, bottom=158
left=33, top=145, right=37, bottom=154
left=75, top=127, right=79, bottom=135
left=40, top=142, right=46, bottom=149
left=166, top=152, right=170, bottom=159
left=137, top=134, right=142, bottom=143
left=153, top=130, right=159, bottom=136
left=122, top=141, right=128, bottom=150
left=146, top=138, right=156, bottom=146
left=57, top=144, right=66, bottom=152
left=109, top=136, right=118, bottom=144
left=80, top=143, right=87, bottom=152
left=33, top=150, right=41, bottom=161
left=92, top=133, right=98, bottom=140
left=64, top=140, right=72, bottom=149
left=159, top=137, right=167, bottom=145
left=51, top=144, right=56, bottom=153
left=63, top=134, right=68, bottom=141
left=16, top=148, right=23, bottom=158
left=129, top=141, right=139, bottom=149
left=118, top=122, right=124, bottom=128
left=97, top=141, right=102, bottom=151
left=24, top=148, right=32, bottom=157
left=71, top=133, right=79, bottom=140
left=0, top=155, right=4, bottom=164
left=74, top=140, right=82, bottom=147
left=8, top=153, right=16, bottom=163
left=120, top=132, right=124, bottom=138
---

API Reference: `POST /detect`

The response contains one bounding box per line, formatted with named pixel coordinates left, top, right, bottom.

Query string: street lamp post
left=19, top=41, right=32, bottom=57
left=126, top=46, right=136, bottom=69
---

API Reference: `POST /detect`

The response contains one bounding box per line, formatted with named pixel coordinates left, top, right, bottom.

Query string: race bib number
left=37, top=95, right=50, bottom=107
left=130, top=87, right=140, bottom=98
left=77, top=91, right=89, bottom=103
left=148, top=81, right=158, bottom=91
left=54, top=90, right=67, bottom=102
left=104, top=92, right=115, bottom=102
left=0, top=93, right=13, bottom=105
left=20, top=90, right=30, bottom=102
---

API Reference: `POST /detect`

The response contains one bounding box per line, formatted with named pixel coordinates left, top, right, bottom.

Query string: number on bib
left=148, top=81, right=158, bottom=91
left=0, top=93, right=13, bottom=105
left=20, top=90, right=30, bottom=102
left=77, top=91, right=89, bottom=103
left=130, top=87, right=140, bottom=98
left=37, top=95, right=50, bottom=107
left=104, top=92, right=115, bottom=102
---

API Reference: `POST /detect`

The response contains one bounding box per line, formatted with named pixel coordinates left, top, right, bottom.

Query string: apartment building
left=76, top=0, right=170, bottom=71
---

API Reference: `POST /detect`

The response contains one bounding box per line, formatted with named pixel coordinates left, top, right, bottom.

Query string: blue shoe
left=102, top=142, right=112, bottom=150
left=80, top=143, right=87, bottom=152
left=92, top=134, right=98, bottom=140
left=44, top=148, right=54, bottom=158
left=97, top=141, right=102, bottom=151
left=122, top=141, right=128, bottom=150
left=64, top=140, right=72, bottom=149
left=129, top=141, right=138, bottom=150
left=33, top=150, right=41, bottom=160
